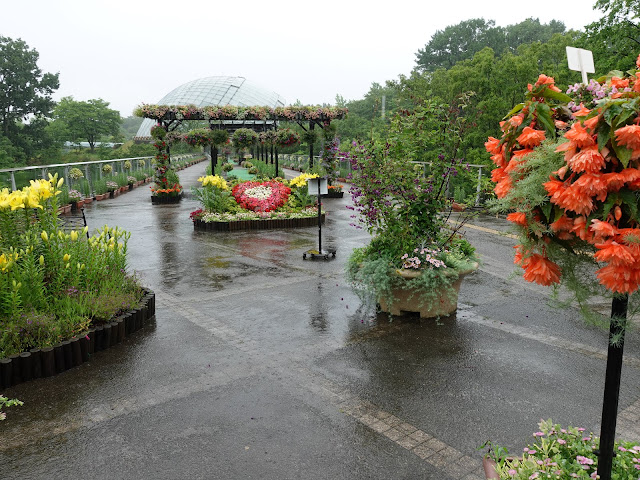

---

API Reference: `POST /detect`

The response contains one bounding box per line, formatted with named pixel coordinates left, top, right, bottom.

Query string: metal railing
left=0, top=154, right=199, bottom=196
left=279, top=154, right=489, bottom=206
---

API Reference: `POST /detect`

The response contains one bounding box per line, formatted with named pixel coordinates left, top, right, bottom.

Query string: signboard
left=566, top=47, right=595, bottom=84
left=307, top=177, right=328, bottom=196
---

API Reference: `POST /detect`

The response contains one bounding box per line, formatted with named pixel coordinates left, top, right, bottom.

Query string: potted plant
left=67, top=189, right=84, bottom=211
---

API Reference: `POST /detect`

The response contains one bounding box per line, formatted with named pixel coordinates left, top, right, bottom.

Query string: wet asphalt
left=1, top=160, right=640, bottom=479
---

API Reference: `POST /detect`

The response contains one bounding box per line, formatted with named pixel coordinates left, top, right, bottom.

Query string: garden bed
left=151, top=194, right=182, bottom=204
left=0, top=290, right=156, bottom=389
left=193, top=215, right=324, bottom=231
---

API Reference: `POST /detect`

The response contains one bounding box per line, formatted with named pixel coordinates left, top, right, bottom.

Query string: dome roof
left=135, top=76, right=286, bottom=139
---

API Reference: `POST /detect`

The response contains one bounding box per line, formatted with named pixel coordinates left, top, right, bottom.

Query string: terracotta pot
left=378, top=262, right=479, bottom=318
left=482, top=457, right=499, bottom=479
left=64, top=204, right=71, bottom=214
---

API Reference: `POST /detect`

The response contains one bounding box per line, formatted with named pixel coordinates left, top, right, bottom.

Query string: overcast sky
left=1, top=0, right=603, bottom=117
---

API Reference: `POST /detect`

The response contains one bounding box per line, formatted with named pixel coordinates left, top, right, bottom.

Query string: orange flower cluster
left=488, top=59, right=640, bottom=293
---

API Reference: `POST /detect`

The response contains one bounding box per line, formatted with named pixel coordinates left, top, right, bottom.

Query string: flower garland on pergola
left=135, top=104, right=348, bottom=171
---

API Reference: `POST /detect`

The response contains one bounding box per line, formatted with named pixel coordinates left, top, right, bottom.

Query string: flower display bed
left=151, top=195, right=182, bottom=204
left=193, top=215, right=324, bottom=232
left=323, top=191, right=344, bottom=198
left=0, top=290, right=156, bottom=389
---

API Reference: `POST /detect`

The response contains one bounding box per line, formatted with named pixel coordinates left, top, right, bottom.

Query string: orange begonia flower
left=494, top=176, right=513, bottom=198
left=595, top=240, right=636, bottom=265
left=517, top=127, right=546, bottom=148
left=485, top=137, right=501, bottom=155
left=506, top=212, right=528, bottom=226
left=554, top=120, right=569, bottom=130
left=573, top=104, right=591, bottom=117
left=550, top=215, right=574, bottom=233
left=583, top=116, right=599, bottom=133
left=615, top=124, right=640, bottom=150
left=491, top=151, right=507, bottom=168
left=571, top=216, right=592, bottom=242
left=551, top=183, right=594, bottom=216
left=521, top=253, right=561, bottom=286
left=491, top=166, right=508, bottom=183
left=572, top=173, right=608, bottom=202
left=555, top=140, right=578, bottom=162
left=634, top=72, right=640, bottom=93
left=567, top=145, right=606, bottom=173
left=596, top=264, right=640, bottom=293
left=564, top=122, right=595, bottom=148
left=509, top=115, right=524, bottom=127
left=590, top=219, right=619, bottom=242
left=504, top=157, right=526, bottom=174
left=610, top=77, right=630, bottom=89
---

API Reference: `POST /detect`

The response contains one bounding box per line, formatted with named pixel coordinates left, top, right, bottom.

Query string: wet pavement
left=2, top=161, right=640, bottom=479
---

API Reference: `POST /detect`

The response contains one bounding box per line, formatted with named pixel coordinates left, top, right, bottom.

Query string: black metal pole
left=270, top=144, right=274, bottom=165
left=309, top=122, right=315, bottom=168
left=212, top=145, right=218, bottom=173
left=275, top=147, right=279, bottom=178
left=598, top=293, right=628, bottom=480
left=317, top=185, right=322, bottom=253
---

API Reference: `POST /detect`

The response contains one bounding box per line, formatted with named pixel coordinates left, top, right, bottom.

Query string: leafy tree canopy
left=582, top=0, right=640, bottom=73
left=0, top=36, right=59, bottom=138
left=415, top=17, right=566, bottom=72
left=53, top=97, right=122, bottom=151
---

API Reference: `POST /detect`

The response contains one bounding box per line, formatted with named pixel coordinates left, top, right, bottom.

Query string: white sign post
left=303, top=177, right=335, bottom=260
left=566, top=46, right=595, bottom=85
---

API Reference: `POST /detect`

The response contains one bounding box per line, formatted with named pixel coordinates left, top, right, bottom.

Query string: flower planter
left=378, top=263, right=478, bottom=318
left=0, top=290, right=156, bottom=389
left=323, top=191, right=344, bottom=198
left=151, top=194, right=182, bottom=205
left=70, top=201, right=83, bottom=212
left=193, top=215, right=324, bottom=232
left=482, top=457, right=499, bottom=479
left=84, top=198, right=93, bottom=206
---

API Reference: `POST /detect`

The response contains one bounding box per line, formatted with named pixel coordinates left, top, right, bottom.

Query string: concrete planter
left=378, top=263, right=478, bottom=318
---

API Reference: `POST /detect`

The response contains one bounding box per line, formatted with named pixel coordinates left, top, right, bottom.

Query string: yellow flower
left=198, top=175, right=229, bottom=190
left=290, top=173, right=319, bottom=188
left=8, top=191, right=26, bottom=210
left=41, top=231, right=49, bottom=242
left=70, top=231, right=78, bottom=242
left=39, top=255, right=45, bottom=266
left=63, top=254, right=71, bottom=263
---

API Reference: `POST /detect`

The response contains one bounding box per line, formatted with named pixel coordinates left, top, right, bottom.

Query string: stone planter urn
left=378, top=263, right=478, bottom=318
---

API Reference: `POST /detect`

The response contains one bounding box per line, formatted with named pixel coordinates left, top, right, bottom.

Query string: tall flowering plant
left=345, top=96, right=478, bottom=313
left=150, top=124, right=182, bottom=197
left=489, top=56, right=640, bottom=306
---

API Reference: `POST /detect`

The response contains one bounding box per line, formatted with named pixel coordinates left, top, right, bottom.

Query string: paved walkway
left=2, top=161, right=640, bottom=479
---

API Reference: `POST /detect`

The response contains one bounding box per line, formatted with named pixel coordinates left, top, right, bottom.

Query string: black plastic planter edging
left=0, top=290, right=156, bottom=388
left=30, top=348, right=42, bottom=379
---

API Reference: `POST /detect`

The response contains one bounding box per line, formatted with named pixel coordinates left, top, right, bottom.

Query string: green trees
left=53, top=97, right=122, bottom=151
left=0, top=36, right=60, bottom=166
left=582, top=0, right=640, bottom=73
left=415, top=18, right=566, bottom=72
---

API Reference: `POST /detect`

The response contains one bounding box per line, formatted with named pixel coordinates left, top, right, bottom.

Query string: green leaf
left=538, top=88, right=572, bottom=103
left=612, top=138, right=633, bottom=167
left=502, top=103, right=524, bottom=120
left=597, top=122, right=611, bottom=151
left=603, top=104, right=624, bottom=126
left=602, top=193, right=619, bottom=220
left=535, top=103, right=556, bottom=137
left=540, top=202, right=553, bottom=223
left=620, top=190, right=638, bottom=220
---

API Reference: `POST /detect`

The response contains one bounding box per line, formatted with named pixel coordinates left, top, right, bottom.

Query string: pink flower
left=558, top=439, right=566, bottom=444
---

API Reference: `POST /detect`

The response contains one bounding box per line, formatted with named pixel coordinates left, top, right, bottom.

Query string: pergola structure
left=135, top=104, right=348, bottom=175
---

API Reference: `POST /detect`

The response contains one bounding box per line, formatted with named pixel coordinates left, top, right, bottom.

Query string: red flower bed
left=231, top=180, right=291, bottom=212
